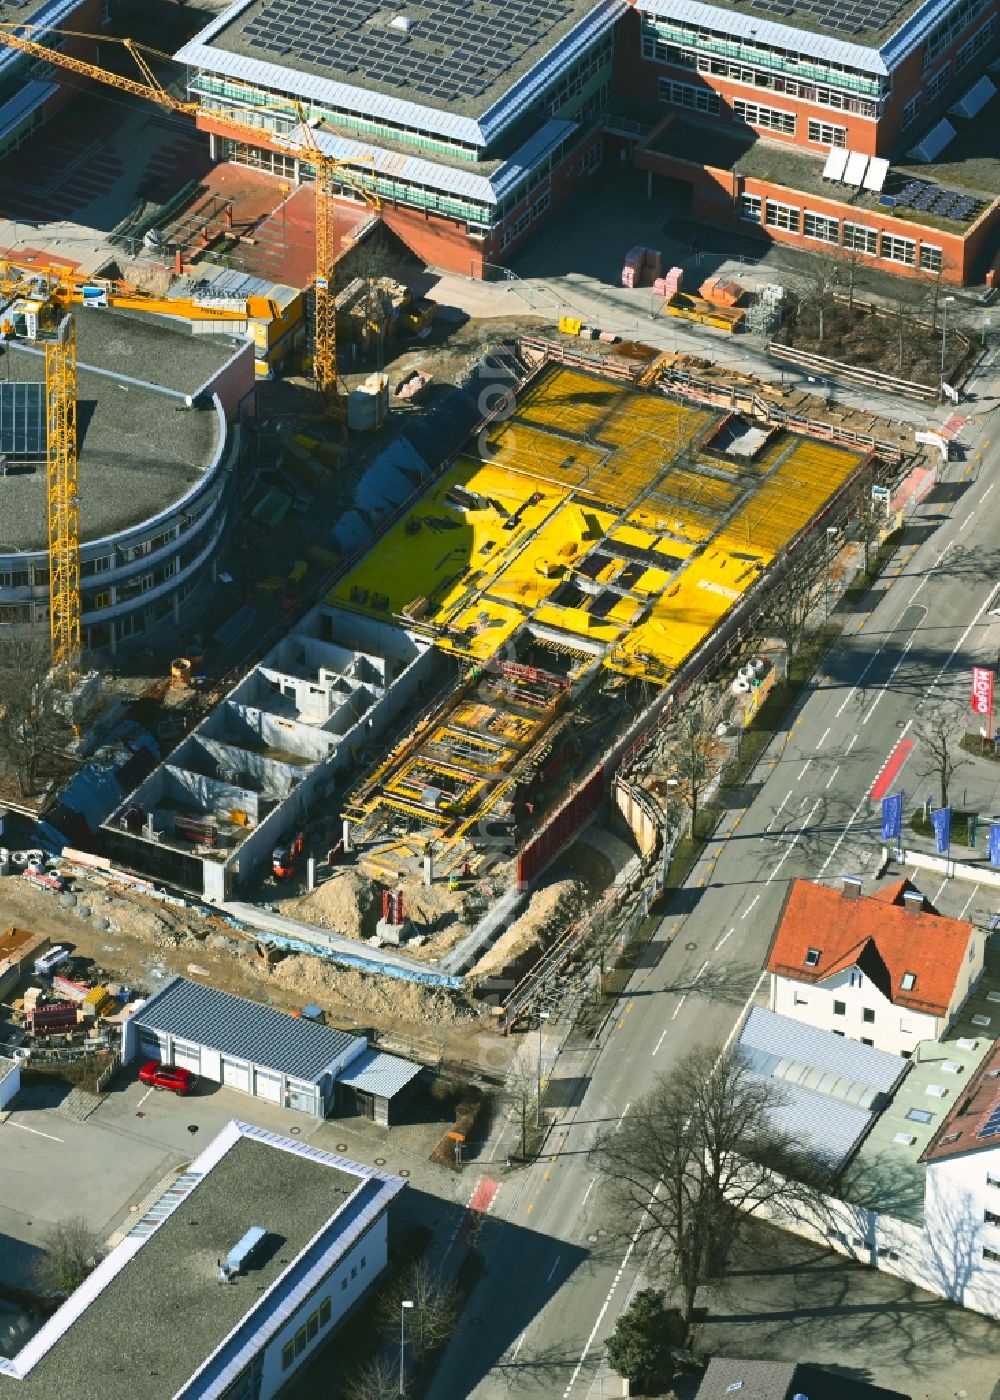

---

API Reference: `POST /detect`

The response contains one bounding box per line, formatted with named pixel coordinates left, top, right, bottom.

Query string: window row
left=657, top=77, right=721, bottom=114
left=733, top=98, right=795, bottom=134
left=499, top=190, right=552, bottom=250
left=741, top=200, right=943, bottom=271
left=281, top=1296, right=335, bottom=1372
left=807, top=119, right=847, bottom=146
left=955, top=15, right=998, bottom=72
left=924, top=0, right=991, bottom=66
left=640, top=40, right=878, bottom=115
left=926, top=62, right=952, bottom=104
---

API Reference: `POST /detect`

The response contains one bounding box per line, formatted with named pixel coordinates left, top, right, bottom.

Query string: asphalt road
left=430, top=403, right=1000, bottom=1398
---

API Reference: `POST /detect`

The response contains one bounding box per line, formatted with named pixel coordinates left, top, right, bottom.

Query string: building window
left=920, top=244, right=943, bottom=274
left=282, top=1342, right=295, bottom=1371
left=765, top=200, right=800, bottom=232
left=926, top=62, right=952, bottom=102
left=862, top=1036, right=874, bottom=1045
left=906, top=1107, right=933, bottom=1123
left=740, top=193, right=762, bottom=223
left=984, top=1246, right=1000, bottom=1263
left=901, top=93, right=922, bottom=128
left=807, top=118, right=847, bottom=146
left=879, top=1247, right=899, bottom=1260
left=294, top=1327, right=307, bottom=1357
left=657, top=77, right=721, bottom=114
left=987, top=1173, right=1000, bottom=1188
left=849, top=971, right=862, bottom=988
left=320, top=1298, right=332, bottom=1325
left=832, top=1029, right=845, bottom=1036
left=733, top=98, right=795, bottom=134
left=341, top=1277, right=348, bottom=1290
left=843, top=222, right=877, bottom=255
left=351, top=1266, right=358, bottom=1280
left=805, top=947, right=821, bottom=966
left=833, top=1000, right=846, bottom=1016
left=803, top=211, right=839, bottom=243
left=956, top=16, right=998, bottom=72
left=863, top=1008, right=876, bottom=1023
left=307, top=1314, right=319, bottom=1341
left=499, top=189, right=552, bottom=250
left=986, top=1209, right=1000, bottom=1225
left=794, top=992, right=809, bottom=1005
left=900, top=969, right=918, bottom=989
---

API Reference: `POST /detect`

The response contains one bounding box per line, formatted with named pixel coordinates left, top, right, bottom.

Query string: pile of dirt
left=468, top=878, right=583, bottom=984
left=271, top=953, right=474, bottom=1025
left=275, top=870, right=376, bottom=939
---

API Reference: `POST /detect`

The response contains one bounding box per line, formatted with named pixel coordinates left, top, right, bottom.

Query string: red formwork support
left=517, top=765, right=606, bottom=891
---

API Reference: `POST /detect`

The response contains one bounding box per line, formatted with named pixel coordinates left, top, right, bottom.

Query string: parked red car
left=139, top=1061, right=196, bottom=1095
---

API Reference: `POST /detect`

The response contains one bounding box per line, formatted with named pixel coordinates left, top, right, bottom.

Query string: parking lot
left=0, top=1067, right=325, bottom=1286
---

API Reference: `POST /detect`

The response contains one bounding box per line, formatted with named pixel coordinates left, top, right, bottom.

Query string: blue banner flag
left=990, top=821, right=1000, bottom=867
left=881, top=792, right=903, bottom=841
left=931, top=806, right=952, bottom=856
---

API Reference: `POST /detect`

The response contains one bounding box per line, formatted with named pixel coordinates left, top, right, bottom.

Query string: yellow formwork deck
left=333, top=364, right=865, bottom=689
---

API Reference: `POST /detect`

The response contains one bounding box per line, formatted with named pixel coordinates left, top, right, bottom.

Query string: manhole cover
left=375, top=1156, right=387, bottom=1166
left=597, top=1228, right=607, bottom=1237
left=685, top=941, right=698, bottom=951
left=588, top=1233, right=598, bottom=1243
left=336, top=1143, right=348, bottom=1151
left=399, top=1168, right=411, bottom=1178
left=290, top=1126, right=300, bottom=1135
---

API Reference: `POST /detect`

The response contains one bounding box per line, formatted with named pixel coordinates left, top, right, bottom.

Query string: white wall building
left=0, top=1120, right=404, bottom=1398
left=767, top=877, right=983, bottom=1058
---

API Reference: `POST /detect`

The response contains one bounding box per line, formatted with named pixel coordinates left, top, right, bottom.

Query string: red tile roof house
left=766, top=878, right=983, bottom=1058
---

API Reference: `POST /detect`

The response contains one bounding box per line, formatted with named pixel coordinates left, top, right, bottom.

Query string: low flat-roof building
left=124, top=975, right=422, bottom=1123
left=0, top=1119, right=404, bottom=1399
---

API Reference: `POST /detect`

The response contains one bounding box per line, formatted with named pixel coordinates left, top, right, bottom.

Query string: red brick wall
left=381, top=204, right=488, bottom=277
left=40, top=0, right=105, bottom=119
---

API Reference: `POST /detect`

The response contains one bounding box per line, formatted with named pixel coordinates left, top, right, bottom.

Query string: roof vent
left=903, top=890, right=924, bottom=915
left=219, top=1226, right=267, bottom=1283
left=841, top=876, right=862, bottom=900
left=389, top=14, right=411, bottom=30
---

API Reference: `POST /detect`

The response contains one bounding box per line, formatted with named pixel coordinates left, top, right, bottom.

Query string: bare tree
left=766, top=539, right=827, bottom=660
left=344, top=1355, right=404, bottom=1400
left=917, top=706, right=971, bottom=810
left=593, top=1045, right=834, bottom=1332
left=34, top=1217, right=104, bottom=1296
left=0, top=631, right=73, bottom=797
left=842, top=245, right=871, bottom=313
left=381, top=1259, right=461, bottom=1356
left=660, top=692, right=721, bottom=839
left=797, top=267, right=836, bottom=345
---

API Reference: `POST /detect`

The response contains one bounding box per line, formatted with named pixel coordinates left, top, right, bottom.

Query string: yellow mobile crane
left=0, top=26, right=381, bottom=409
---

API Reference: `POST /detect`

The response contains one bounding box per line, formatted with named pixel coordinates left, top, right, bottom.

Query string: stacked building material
left=699, top=277, right=745, bottom=307
left=653, top=265, right=684, bottom=297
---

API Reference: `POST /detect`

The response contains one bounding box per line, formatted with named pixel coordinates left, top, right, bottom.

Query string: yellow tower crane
left=0, top=26, right=381, bottom=410
left=44, top=314, right=80, bottom=685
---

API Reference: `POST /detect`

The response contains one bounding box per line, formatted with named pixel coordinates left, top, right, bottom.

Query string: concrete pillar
left=423, top=852, right=433, bottom=886
left=342, top=819, right=352, bottom=854
left=209, top=132, right=219, bottom=162
left=293, top=156, right=301, bottom=186
left=173, top=589, right=181, bottom=624
left=307, top=857, right=316, bottom=891
left=646, top=169, right=652, bottom=200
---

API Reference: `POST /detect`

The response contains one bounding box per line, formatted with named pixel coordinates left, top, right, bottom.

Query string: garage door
left=222, top=1058, right=250, bottom=1093
left=173, top=1040, right=201, bottom=1074
left=254, top=1068, right=281, bottom=1103
left=138, top=1031, right=162, bottom=1061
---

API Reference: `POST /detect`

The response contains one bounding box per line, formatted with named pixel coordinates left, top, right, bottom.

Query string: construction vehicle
left=0, top=26, right=382, bottom=412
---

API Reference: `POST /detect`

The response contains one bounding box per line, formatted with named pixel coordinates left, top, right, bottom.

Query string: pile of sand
left=271, top=953, right=473, bottom=1025
left=276, top=869, right=375, bottom=939
left=469, top=878, right=583, bottom=984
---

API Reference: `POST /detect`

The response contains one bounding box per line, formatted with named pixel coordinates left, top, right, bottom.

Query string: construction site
left=96, top=343, right=906, bottom=1001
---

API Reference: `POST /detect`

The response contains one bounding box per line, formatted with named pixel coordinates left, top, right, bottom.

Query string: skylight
left=900, top=971, right=916, bottom=991
left=805, top=947, right=821, bottom=967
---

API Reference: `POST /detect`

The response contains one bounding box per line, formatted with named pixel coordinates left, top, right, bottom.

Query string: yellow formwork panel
left=514, top=366, right=622, bottom=437
left=599, top=395, right=711, bottom=451
left=487, top=501, right=617, bottom=608
left=654, top=465, right=741, bottom=515
left=533, top=601, right=625, bottom=649
left=718, top=438, right=860, bottom=562
left=329, top=458, right=569, bottom=621
left=624, top=506, right=714, bottom=546
left=438, top=599, right=525, bottom=660
left=481, top=420, right=606, bottom=488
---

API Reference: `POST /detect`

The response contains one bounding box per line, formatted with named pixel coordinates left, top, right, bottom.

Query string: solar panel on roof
left=0, top=381, right=45, bottom=459
left=979, top=1102, right=1000, bottom=1139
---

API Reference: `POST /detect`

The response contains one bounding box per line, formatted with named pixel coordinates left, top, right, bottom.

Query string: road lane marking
left=741, top=894, right=760, bottom=920
left=581, top=1178, right=596, bottom=1209
left=715, top=927, right=734, bottom=951
left=861, top=613, right=926, bottom=727
left=7, top=1121, right=63, bottom=1143
left=818, top=792, right=868, bottom=876
left=694, top=960, right=710, bottom=982
left=547, top=1255, right=561, bottom=1284
left=671, top=994, right=687, bottom=1020
left=929, top=582, right=1000, bottom=692
left=825, top=764, right=841, bottom=790
left=512, top=1331, right=528, bottom=1361
left=959, top=884, right=980, bottom=919
left=136, top=1087, right=155, bottom=1111
left=653, top=1027, right=668, bottom=1055
left=766, top=798, right=822, bottom=885
left=615, top=1103, right=631, bottom=1132
left=934, top=877, right=950, bottom=903
left=797, top=759, right=813, bottom=782
left=766, top=793, right=791, bottom=832
left=818, top=727, right=831, bottom=749
left=869, top=734, right=915, bottom=800
left=846, top=734, right=858, bottom=754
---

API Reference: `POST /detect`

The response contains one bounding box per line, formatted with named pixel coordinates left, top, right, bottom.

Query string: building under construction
left=104, top=353, right=880, bottom=902
left=0, top=284, right=252, bottom=651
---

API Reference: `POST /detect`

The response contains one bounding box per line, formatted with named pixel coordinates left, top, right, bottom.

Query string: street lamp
left=823, top=525, right=838, bottom=618
left=399, top=1299, right=414, bottom=1398
left=535, top=1010, right=550, bottom=1129
left=941, top=295, right=956, bottom=388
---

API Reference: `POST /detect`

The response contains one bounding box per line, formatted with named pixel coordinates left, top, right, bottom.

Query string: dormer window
left=901, top=971, right=917, bottom=991
left=805, top=947, right=821, bottom=967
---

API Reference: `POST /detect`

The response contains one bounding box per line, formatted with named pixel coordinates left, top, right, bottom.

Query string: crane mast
left=45, top=314, right=80, bottom=685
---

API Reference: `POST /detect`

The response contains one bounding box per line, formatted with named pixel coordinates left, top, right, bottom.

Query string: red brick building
left=0, top=0, right=108, bottom=159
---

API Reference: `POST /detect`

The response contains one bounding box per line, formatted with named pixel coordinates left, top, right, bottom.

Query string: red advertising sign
left=971, top=666, right=995, bottom=717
